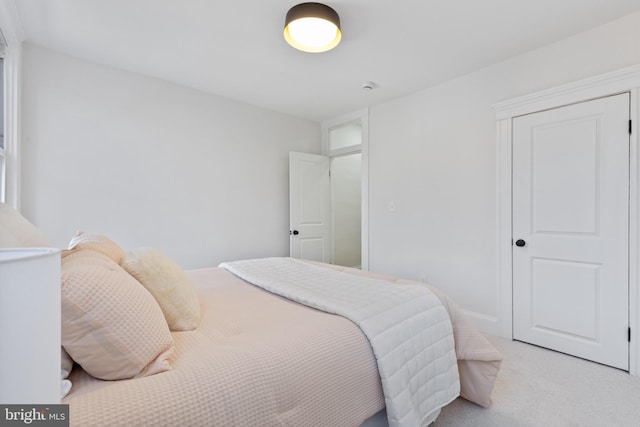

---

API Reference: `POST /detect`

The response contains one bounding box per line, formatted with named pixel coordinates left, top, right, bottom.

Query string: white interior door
left=512, top=93, right=630, bottom=370
left=289, top=152, right=330, bottom=262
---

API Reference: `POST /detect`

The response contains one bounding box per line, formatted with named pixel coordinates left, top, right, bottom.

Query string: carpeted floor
left=433, top=336, right=640, bottom=427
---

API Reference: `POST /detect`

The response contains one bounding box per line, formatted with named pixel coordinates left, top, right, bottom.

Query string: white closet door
left=512, top=93, right=630, bottom=370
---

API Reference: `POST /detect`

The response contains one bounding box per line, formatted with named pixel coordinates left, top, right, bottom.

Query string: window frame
left=1, top=53, right=6, bottom=203
left=0, top=43, right=21, bottom=208
left=0, top=1, right=24, bottom=209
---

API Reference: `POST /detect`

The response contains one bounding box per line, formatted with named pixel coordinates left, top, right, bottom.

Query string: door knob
left=291, top=230, right=299, bottom=236
left=515, top=239, right=526, bottom=247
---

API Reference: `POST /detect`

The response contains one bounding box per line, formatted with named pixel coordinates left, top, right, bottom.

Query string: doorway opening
left=288, top=110, right=368, bottom=269
left=324, top=110, right=368, bottom=270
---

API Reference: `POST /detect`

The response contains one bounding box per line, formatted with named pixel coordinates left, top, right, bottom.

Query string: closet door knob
left=515, top=239, right=526, bottom=247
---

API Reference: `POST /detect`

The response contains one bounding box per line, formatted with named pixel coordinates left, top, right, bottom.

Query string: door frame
left=494, top=64, right=640, bottom=375
left=321, top=109, right=369, bottom=270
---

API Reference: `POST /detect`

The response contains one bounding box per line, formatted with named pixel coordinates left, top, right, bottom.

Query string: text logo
left=1, top=405, right=68, bottom=426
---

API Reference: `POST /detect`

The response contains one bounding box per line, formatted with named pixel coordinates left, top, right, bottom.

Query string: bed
left=0, top=203, right=502, bottom=427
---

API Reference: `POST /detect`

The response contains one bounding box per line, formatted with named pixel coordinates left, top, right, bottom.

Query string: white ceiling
left=13, top=0, right=640, bottom=122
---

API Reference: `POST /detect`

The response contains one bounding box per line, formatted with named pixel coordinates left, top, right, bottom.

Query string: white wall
left=20, top=44, right=321, bottom=269
left=18, top=10, right=640, bottom=331
left=368, top=11, right=640, bottom=333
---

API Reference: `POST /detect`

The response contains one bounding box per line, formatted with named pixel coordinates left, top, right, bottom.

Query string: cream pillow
left=68, top=231, right=125, bottom=263
left=0, top=203, right=51, bottom=247
left=61, top=248, right=174, bottom=380
left=121, top=248, right=201, bottom=331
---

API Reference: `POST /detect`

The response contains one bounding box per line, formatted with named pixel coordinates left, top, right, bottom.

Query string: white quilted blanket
left=220, top=257, right=460, bottom=427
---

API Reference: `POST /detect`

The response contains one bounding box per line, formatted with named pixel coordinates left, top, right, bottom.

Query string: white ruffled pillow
left=61, top=348, right=73, bottom=399
left=121, top=248, right=201, bottom=331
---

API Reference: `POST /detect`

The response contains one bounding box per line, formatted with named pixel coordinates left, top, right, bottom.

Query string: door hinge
left=630, top=120, right=633, bottom=135
left=629, top=327, right=631, bottom=342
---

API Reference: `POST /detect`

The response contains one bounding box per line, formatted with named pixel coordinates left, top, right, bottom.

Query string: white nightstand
left=0, top=248, right=61, bottom=404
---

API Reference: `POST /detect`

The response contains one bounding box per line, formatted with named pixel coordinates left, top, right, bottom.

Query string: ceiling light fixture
left=284, top=2, right=341, bottom=53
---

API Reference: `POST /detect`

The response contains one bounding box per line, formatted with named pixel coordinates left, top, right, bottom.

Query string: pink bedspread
left=64, top=267, right=385, bottom=426
left=63, top=263, right=501, bottom=426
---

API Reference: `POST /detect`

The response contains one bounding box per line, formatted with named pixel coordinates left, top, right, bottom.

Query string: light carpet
left=433, top=336, right=640, bottom=427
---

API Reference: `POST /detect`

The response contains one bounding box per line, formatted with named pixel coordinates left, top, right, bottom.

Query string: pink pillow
left=68, top=231, right=125, bottom=263
left=61, top=248, right=174, bottom=380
